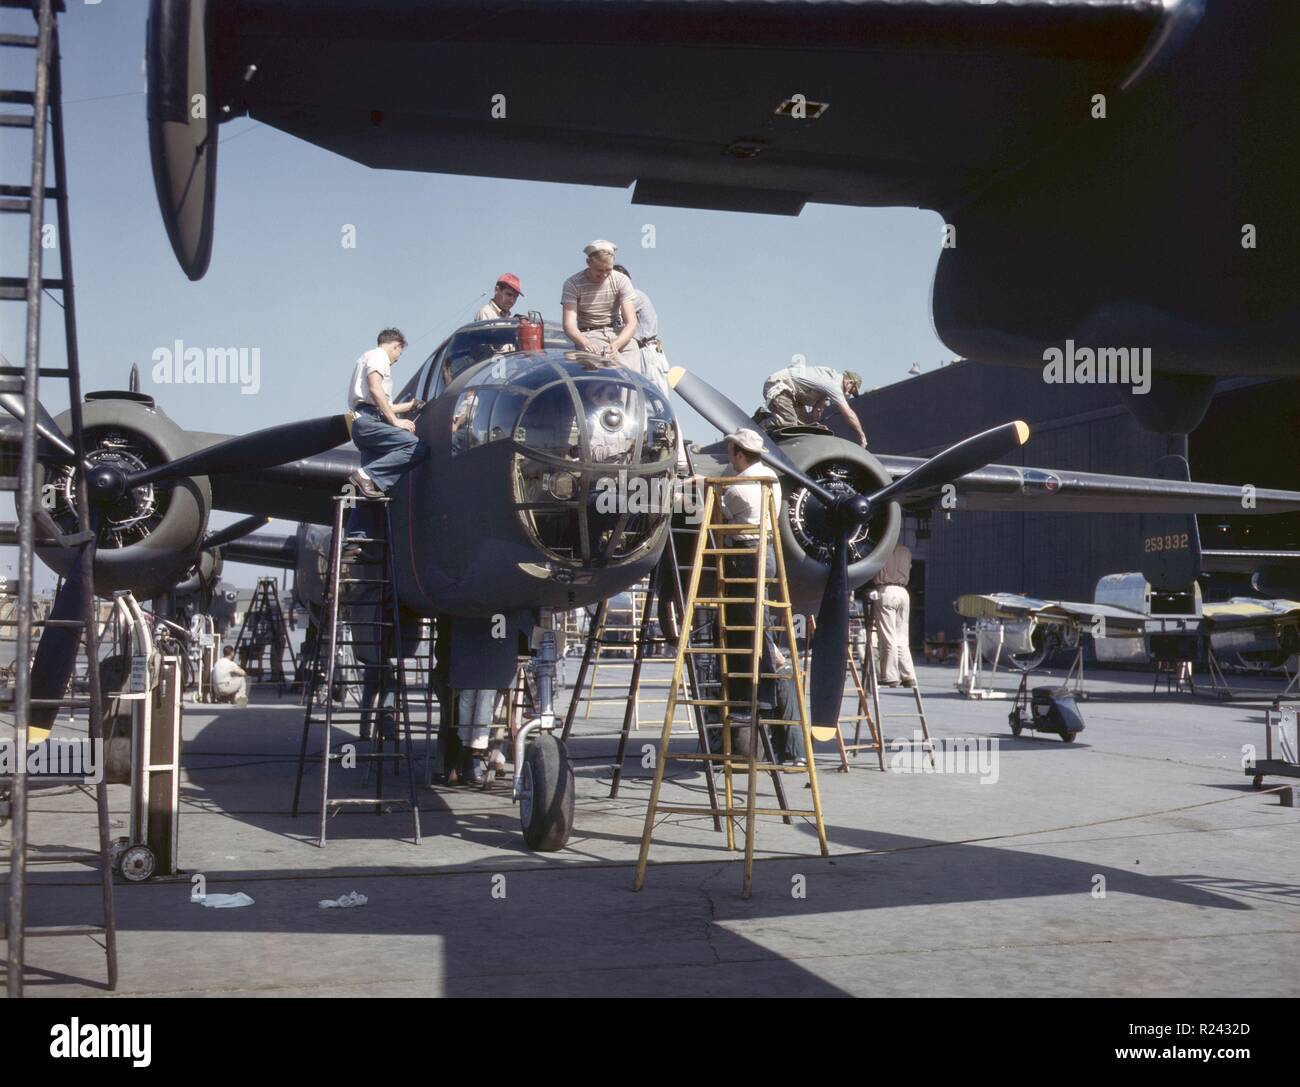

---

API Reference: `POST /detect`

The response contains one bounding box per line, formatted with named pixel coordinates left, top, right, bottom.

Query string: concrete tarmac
left=3, top=660, right=1298, bottom=997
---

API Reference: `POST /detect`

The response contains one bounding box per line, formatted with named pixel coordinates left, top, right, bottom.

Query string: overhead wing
left=874, top=454, right=1300, bottom=516
left=196, top=0, right=1170, bottom=217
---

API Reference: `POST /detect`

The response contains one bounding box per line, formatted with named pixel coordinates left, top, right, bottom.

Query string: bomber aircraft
left=10, top=312, right=1300, bottom=853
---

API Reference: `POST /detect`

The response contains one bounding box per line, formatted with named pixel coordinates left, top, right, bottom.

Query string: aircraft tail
left=1138, top=454, right=1202, bottom=613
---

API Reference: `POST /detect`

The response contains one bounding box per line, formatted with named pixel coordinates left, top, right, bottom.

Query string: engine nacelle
left=37, top=393, right=210, bottom=597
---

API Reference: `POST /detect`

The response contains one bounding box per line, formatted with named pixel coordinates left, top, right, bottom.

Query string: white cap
left=584, top=239, right=618, bottom=257
left=725, top=428, right=766, bottom=455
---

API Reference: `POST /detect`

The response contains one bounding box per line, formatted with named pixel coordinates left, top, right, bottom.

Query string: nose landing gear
left=512, top=624, right=576, bottom=851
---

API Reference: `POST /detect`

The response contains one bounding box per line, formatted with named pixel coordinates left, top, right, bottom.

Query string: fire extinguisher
left=518, top=311, right=544, bottom=351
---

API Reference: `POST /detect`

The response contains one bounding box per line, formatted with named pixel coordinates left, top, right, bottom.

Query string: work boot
left=341, top=537, right=382, bottom=565
left=348, top=470, right=386, bottom=500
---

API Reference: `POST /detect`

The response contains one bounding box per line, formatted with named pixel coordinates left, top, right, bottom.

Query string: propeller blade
left=203, top=514, right=272, bottom=551
left=28, top=517, right=100, bottom=738
left=808, top=533, right=850, bottom=733
left=868, top=421, right=1030, bottom=508
left=666, top=368, right=838, bottom=506
left=0, top=389, right=76, bottom=461
left=126, top=415, right=350, bottom=487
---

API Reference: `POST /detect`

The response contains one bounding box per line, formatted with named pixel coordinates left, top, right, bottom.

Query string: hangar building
left=847, top=363, right=1300, bottom=645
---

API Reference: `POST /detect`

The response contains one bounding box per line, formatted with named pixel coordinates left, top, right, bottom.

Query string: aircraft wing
left=219, top=530, right=299, bottom=569
left=874, top=455, right=1300, bottom=516
left=202, top=0, right=1168, bottom=216
left=954, top=592, right=1148, bottom=634
left=1201, top=550, right=1300, bottom=574
left=191, top=431, right=359, bottom=525
left=1202, top=597, right=1300, bottom=631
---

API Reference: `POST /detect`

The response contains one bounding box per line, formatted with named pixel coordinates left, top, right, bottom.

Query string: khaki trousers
left=874, top=584, right=916, bottom=684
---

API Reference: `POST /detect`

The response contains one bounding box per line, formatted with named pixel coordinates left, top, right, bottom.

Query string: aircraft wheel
left=519, top=734, right=575, bottom=852
left=1059, top=730, right=1078, bottom=744
left=1008, top=713, right=1022, bottom=737
left=118, top=843, right=157, bottom=883
left=1252, top=775, right=1264, bottom=790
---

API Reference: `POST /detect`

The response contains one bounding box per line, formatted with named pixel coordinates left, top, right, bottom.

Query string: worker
left=584, top=380, right=636, bottom=463
left=872, top=541, right=917, bottom=688
left=561, top=240, right=640, bottom=370
left=210, top=645, right=248, bottom=706
left=761, top=362, right=867, bottom=446
left=475, top=273, right=523, bottom=321
left=611, top=264, right=689, bottom=472
left=611, top=263, right=668, bottom=393
left=344, top=328, right=428, bottom=558
left=718, top=428, right=782, bottom=736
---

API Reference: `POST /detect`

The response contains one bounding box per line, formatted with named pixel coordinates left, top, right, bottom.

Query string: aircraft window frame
left=394, top=337, right=450, bottom=406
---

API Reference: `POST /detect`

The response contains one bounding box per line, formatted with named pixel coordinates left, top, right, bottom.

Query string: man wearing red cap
left=476, top=273, right=523, bottom=321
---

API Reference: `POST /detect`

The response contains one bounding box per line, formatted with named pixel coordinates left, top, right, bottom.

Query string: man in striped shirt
left=561, top=239, right=639, bottom=370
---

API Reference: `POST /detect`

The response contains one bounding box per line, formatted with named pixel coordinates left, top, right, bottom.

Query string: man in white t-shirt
left=211, top=646, right=248, bottom=706
left=346, top=327, right=429, bottom=498
left=762, top=362, right=867, bottom=446
left=344, top=328, right=430, bottom=557
left=718, top=428, right=783, bottom=717
left=475, top=273, right=523, bottom=321
left=560, top=240, right=639, bottom=370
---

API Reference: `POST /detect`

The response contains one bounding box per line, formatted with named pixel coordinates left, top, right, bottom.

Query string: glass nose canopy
left=506, top=358, right=677, bottom=564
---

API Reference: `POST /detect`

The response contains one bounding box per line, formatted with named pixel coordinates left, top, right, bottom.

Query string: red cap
left=496, top=273, right=523, bottom=296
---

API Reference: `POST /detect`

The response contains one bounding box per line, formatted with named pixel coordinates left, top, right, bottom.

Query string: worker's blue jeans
left=351, top=410, right=429, bottom=492
left=345, top=410, right=429, bottom=538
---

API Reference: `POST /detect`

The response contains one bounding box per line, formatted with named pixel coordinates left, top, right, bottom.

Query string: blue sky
left=2, top=2, right=950, bottom=590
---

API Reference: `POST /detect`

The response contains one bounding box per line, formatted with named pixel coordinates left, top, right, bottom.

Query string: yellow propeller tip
left=1013, top=420, right=1030, bottom=445
left=666, top=367, right=685, bottom=390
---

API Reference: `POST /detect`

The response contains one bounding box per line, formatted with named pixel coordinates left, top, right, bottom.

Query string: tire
left=519, top=734, right=575, bottom=852
left=1252, top=774, right=1264, bottom=790
left=1060, top=730, right=1078, bottom=744
left=118, top=843, right=157, bottom=882
left=1008, top=712, right=1022, bottom=737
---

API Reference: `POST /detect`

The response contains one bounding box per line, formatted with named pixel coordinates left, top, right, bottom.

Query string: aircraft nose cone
left=86, top=464, right=126, bottom=506
left=843, top=493, right=872, bottom=529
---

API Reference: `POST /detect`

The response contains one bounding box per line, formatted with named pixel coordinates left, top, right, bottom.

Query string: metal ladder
left=292, top=496, right=423, bottom=846
left=231, top=577, right=297, bottom=693
left=1, top=0, right=117, bottom=996
left=634, top=477, right=828, bottom=897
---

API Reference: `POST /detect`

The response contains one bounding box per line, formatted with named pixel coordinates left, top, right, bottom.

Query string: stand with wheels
left=1247, top=702, right=1299, bottom=790
left=1008, top=672, right=1085, bottom=744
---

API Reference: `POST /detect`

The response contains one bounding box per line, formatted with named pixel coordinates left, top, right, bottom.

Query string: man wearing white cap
left=561, top=240, right=640, bottom=370
left=718, top=428, right=783, bottom=722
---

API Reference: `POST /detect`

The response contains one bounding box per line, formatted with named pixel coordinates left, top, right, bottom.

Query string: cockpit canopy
left=449, top=350, right=676, bottom=566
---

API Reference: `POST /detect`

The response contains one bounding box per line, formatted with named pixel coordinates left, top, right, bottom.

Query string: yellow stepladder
left=633, top=477, right=828, bottom=898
